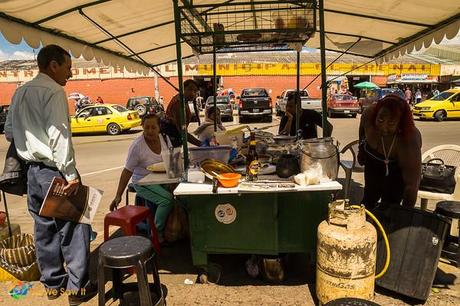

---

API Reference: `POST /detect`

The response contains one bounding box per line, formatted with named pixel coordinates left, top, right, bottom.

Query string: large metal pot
left=298, top=137, right=339, bottom=180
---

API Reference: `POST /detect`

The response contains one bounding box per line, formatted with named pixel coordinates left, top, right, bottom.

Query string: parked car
left=0, top=105, right=9, bottom=134
left=126, top=96, right=164, bottom=117
left=327, top=94, right=360, bottom=118
left=238, top=88, right=272, bottom=123
left=275, top=89, right=321, bottom=116
left=412, top=88, right=460, bottom=121
left=71, top=104, right=141, bottom=135
left=358, top=88, right=404, bottom=113
left=205, top=96, right=233, bottom=122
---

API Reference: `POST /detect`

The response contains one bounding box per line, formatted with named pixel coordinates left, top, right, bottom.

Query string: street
left=1, top=114, right=460, bottom=236
left=0, top=114, right=459, bottom=305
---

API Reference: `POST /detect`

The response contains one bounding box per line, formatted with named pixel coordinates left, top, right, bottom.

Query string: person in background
left=404, top=87, right=412, bottom=105
left=96, top=96, right=104, bottom=104
left=4, top=44, right=96, bottom=305
left=278, top=92, right=333, bottom=139
left=358, top=94, right=422, bottom=210
left=432, top=87, right=440, bottom=98
left=161, top=79, right=202, bottom=147
left=415, top=88, right=422, bottom=104
left=110, top=114, right=173, bottom=243
left=76, top=96, right=91, bottom=112
left=193, top=106, right=226, bottom=145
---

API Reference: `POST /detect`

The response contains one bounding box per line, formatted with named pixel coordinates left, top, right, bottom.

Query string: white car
left=275, top=89, right=322, bottom=116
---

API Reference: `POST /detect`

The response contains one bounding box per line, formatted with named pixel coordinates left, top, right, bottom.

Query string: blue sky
left=0, top=34, right=38, bottom=61
left=0, top=30, right=459, bottom=61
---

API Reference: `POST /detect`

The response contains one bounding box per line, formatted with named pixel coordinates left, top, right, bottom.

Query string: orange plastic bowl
left=217, top=172, right=241, bottom=188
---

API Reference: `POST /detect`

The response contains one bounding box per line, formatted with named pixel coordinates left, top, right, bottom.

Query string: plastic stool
left=104, top=205, right=161, bottom=255
left=324, top=298, right=380, bottom=306
left=98, top=236, right=164, bottom=306
left=435, top=200, right=460, bottom=267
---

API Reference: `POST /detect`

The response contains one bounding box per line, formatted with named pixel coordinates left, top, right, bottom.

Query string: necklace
left=381, top=134, right=397, bottom=177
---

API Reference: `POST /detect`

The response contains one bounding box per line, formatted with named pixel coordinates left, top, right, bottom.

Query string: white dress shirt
left=4, top=73, right=78, bottom=181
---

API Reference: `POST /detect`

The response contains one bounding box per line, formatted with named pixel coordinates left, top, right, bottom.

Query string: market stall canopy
left=354, top=81, right=379, bottom=89
left=0, top=0, right=459, bottom=74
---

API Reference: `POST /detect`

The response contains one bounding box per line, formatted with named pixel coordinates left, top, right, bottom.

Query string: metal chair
left=418, top=144, right=460, bottom=210
left=339, top=140, right=364, bottom=199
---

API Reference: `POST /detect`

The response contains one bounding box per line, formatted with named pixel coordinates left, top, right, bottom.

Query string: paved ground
left=0, top=114, right=459, bottom=305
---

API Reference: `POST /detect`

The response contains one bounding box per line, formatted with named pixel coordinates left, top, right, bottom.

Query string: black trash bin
left=373, top=205, right=450, bottom=301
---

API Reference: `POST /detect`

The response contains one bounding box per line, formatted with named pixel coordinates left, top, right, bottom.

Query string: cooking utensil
left=273, top=135, right=296, bottom=145
left=214, top=172, right=241, bottom=188
left=200, top=159, right=236, bottom=181
left=298, top=137, right=339, bottom=180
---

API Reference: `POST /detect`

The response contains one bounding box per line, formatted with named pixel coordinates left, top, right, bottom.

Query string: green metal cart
left=174, top=182, right=341, bottom=268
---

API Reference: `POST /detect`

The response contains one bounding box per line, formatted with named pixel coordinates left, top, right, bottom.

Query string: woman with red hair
left=358, top=94, right=422, bottom=209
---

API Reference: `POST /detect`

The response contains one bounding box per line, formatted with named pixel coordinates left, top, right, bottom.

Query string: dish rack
left=178, top=0, right=316, bottom=54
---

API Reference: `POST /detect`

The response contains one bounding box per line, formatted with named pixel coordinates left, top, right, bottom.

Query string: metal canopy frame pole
left=213, top=46, right=218, bottom=132
left=173, top=0, right=189, bottom=171
left=296, top=50, right=301, bottom=136
left=78, top=9, right=179, bottom=92
left=319, top=0, right=329, bottom=137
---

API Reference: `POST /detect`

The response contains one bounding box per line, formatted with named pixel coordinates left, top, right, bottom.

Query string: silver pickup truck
left=275, top=89, right=322, bottom=115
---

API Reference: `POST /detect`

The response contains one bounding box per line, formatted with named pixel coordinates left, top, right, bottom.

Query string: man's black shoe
left=68, top=283, right=98, bottom=306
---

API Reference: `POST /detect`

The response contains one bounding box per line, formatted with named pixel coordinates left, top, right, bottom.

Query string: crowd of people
left=403, top=86, right=440, bottom=106
left=3, top=44, right=423, bottom=304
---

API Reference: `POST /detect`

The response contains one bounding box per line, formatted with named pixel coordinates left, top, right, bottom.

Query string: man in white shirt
left=5, top=45, right=96, bottom=305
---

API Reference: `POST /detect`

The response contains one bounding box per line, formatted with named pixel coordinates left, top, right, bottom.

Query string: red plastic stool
left=104, top=205, right=161, bottom=255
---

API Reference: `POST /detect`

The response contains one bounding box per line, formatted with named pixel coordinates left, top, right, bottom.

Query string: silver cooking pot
left=297, top=137, right=339, bottom=180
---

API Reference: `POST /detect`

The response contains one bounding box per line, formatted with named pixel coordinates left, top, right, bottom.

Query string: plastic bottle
left=229, top=136, right=238, bottom=161
left=246, top=132, right=259, bottom=181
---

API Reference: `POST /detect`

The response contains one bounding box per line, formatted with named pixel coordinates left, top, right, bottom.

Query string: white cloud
left=0, top=49, right=7, bottom=61
left=11, top=50, right=35, bottom=60
left=0, top=50, right=35, bottom=61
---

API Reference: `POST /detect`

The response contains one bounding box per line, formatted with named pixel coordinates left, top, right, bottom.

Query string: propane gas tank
left=316, top=200, right=377, bottom=304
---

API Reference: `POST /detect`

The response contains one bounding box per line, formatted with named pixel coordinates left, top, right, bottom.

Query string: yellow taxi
left=71, top=104, right=141, bottom=135
left=412, top=88, right=460, bottom=121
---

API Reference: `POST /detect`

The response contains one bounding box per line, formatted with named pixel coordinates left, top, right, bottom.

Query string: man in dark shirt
left=161, top=79, right=202, bottom=147
left=278, top=92, right=332, bottom=139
